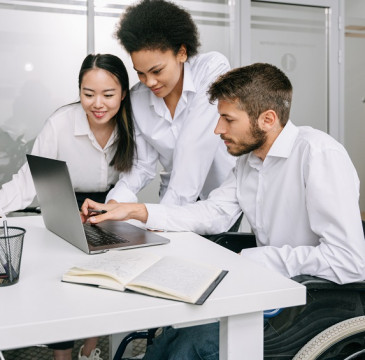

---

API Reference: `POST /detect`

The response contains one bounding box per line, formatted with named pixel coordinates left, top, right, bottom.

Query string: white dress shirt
left=106, top=52, right=236, bottom=205
left=146, top=121, right=365, bottom=284
left=0, top=103, right=119, bottom=214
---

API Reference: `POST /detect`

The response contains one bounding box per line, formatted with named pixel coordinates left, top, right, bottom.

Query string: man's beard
left=225, top=122, right=267, bottom=157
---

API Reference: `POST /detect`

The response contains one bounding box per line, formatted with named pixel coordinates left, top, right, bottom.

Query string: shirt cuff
left=145, top=203, right=167, bottom=231
left=105, top=186, right=138, bottom=203
left=239, top=247, right=287, bottom=278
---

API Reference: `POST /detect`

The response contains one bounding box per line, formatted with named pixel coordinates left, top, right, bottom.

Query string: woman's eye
left=105, top=94, right=114, bottom=98
left=153, top=69, right=161, bottom=75
left=84, top=93, right=93, bottom=98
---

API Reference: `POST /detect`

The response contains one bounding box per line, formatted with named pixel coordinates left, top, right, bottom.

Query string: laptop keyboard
left=83, top=223, right=129, bottom=247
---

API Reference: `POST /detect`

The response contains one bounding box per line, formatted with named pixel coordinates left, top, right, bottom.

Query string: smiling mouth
left=93, top=111, right=106, bottom=119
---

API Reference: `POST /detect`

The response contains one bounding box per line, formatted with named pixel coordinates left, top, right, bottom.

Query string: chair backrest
left=210, top=232, right=256, bottom=253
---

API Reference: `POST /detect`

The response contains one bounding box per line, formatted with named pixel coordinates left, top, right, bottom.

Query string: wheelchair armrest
left=291, top=274, right=365, bottom=291
left=208, top=232, right=256, bottom=253
left=210, top=234, right=365, bottom=290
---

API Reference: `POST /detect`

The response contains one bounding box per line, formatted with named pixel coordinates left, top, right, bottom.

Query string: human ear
left=177, top=45, right=188, bottom=62
left=259, top=110, right=277, bottom=130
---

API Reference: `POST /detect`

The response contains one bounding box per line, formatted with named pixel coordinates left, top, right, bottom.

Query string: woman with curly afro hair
left=106, top=0, right=235, bottom=207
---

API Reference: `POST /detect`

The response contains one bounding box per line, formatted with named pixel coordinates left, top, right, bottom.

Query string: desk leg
left=220, top=311, right=263, bottom=359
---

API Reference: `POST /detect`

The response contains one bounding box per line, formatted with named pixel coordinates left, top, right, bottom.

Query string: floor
left=2, top=336, right=147, bottom=360
left=2, top=337, right=109, bottom=360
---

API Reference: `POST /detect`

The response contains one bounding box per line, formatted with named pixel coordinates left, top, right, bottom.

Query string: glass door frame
left=233, top=0, right=343, bottom=143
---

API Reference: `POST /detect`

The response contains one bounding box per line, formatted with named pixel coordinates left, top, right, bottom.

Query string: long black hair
left=79, top=54, right=135, bottom=172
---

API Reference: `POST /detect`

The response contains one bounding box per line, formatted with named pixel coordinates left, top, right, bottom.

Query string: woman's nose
left=93, top=96, right=103, bottom=108
left=145, top=75, right=157, bottom=88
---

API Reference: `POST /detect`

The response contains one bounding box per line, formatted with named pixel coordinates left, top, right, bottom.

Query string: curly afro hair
left=115, top=0, right=200, bottom=58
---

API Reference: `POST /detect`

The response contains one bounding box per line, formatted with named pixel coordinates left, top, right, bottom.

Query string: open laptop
left=26, top=154, right=169, bottom=254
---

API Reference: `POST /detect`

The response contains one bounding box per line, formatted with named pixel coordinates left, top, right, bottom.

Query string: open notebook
left=27, top=154, right=169, bottom=254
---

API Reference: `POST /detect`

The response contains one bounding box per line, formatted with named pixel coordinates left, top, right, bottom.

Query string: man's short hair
left=208, top=63, right=293, bottom=127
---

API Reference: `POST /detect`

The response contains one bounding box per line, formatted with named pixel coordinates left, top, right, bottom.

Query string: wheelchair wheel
left=293, top=316, right=365, bottom=360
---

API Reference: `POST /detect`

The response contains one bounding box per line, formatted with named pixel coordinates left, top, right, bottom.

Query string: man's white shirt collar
left=247, top=120, right=298, bottom=169
left=267, top=120, right=298, bottom=159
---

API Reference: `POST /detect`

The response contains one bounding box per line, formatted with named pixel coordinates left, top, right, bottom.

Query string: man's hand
left=107, top=199, right=118, bottom=204
left=80, top=198, right=149, bottom=224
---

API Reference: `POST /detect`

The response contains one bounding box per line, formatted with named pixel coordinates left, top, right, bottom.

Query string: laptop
left=26, top=154, right=169, bottom=254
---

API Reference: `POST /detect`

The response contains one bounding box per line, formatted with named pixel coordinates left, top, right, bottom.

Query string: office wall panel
left=0, top=0, right=87, bottom=186
left=344, top=0, right=365, bottom=211
left=251, top=2, right=328, bottom=132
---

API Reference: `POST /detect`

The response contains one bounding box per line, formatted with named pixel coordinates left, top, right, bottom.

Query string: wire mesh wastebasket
left=0, top=225, right=26, bottom=286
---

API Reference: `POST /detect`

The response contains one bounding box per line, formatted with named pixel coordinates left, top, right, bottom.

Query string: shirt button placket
left=256, top=171, right=264, bottom=236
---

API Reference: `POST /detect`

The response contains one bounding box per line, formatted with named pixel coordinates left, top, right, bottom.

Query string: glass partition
left=251, top=1, right=329, bottom=132
left=0, top=1, right=87, bottom=186
left=344, top=0, right=365, bottom=211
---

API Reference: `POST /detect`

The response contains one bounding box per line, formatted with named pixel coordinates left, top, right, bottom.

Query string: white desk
left=0, top=216, right=306, bottom=359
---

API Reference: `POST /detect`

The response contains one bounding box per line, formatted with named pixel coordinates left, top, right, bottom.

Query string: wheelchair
left=114, top=224, right=365, bottom=360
